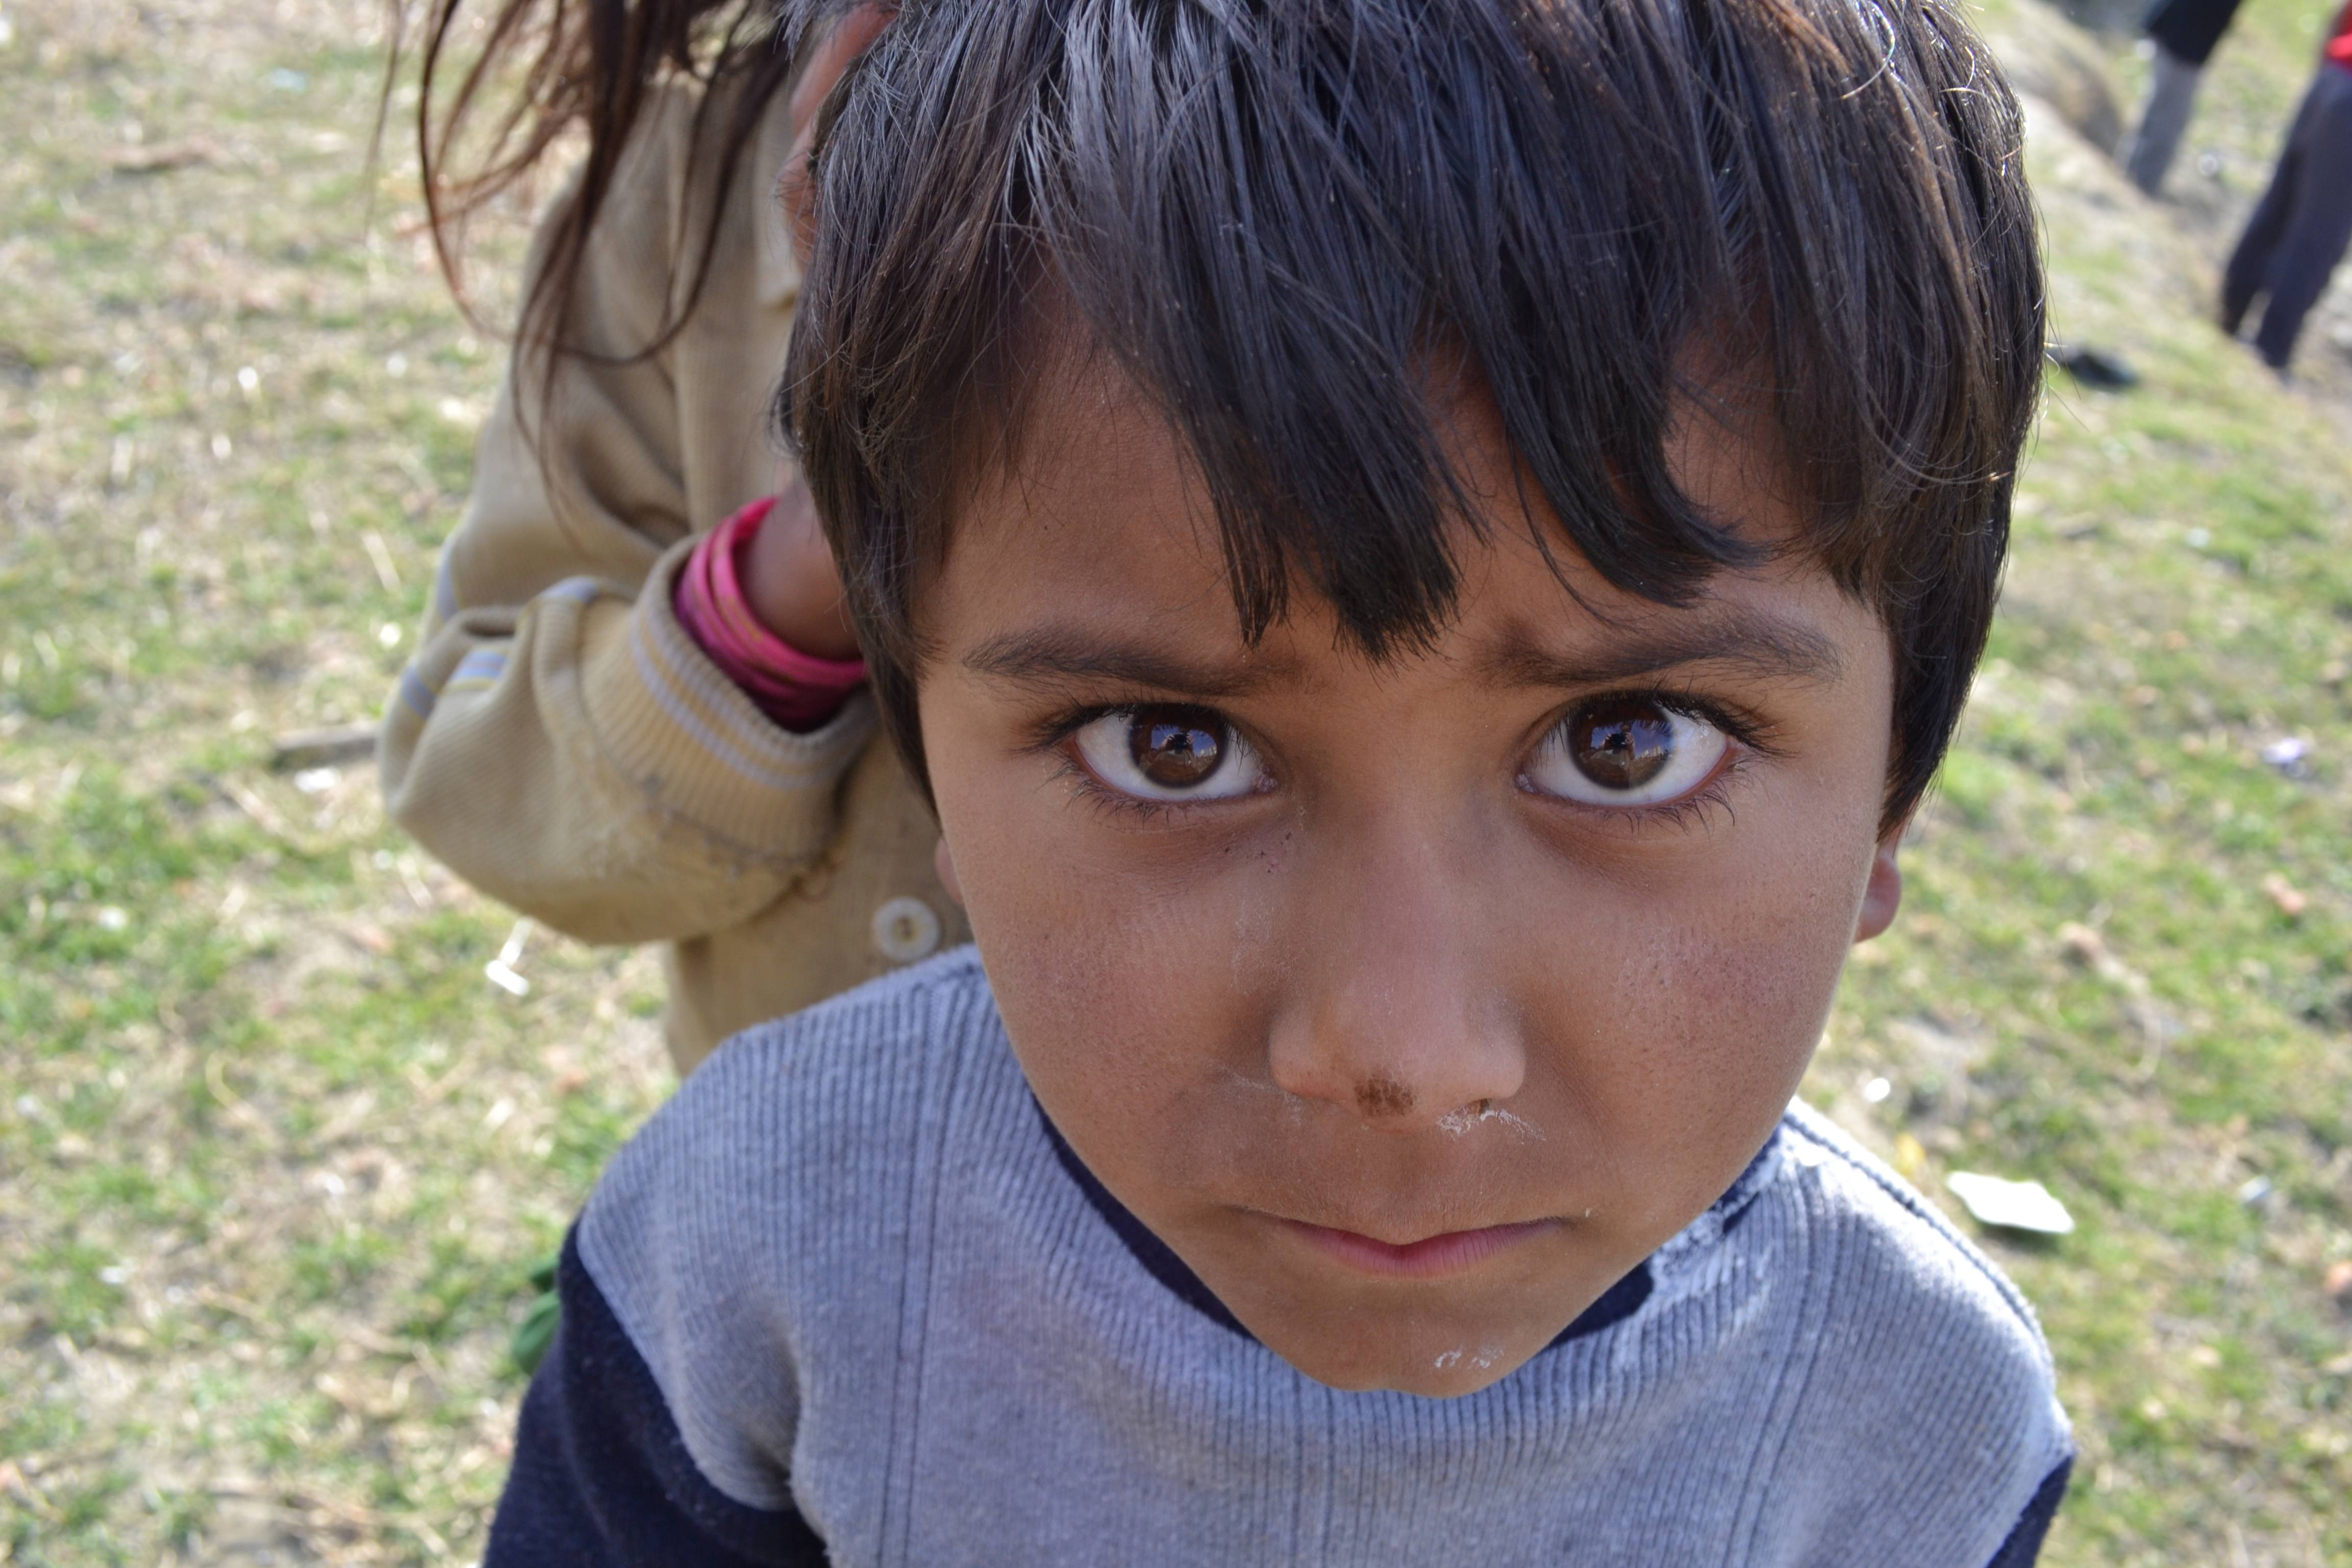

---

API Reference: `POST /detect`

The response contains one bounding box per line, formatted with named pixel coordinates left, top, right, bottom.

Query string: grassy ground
left=1, top=0, right=2348, bottom=1562
left=0, top=3, right=672, bottom=1560
left=1812, top=101, right=2352, bottom=1568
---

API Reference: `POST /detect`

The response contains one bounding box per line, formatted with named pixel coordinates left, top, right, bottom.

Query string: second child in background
left=378, top=2, right=957, bottom=1075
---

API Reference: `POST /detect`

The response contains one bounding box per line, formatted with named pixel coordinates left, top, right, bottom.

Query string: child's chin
left=1246, top=1314, right=1547, bottom=1398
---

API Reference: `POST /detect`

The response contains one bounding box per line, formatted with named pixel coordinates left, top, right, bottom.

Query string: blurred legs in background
left=2131, top=0, right=2248, bottom=195
left=2124, top=43, right=2204, bottom=195
left=2222, top=65, right=2352, bottom=371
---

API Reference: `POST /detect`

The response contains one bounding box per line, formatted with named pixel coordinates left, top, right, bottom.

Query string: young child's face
left=916, top=361, right=1901, bottom=1396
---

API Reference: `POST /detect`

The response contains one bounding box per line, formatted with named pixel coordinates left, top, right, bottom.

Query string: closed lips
left=1282, top=1217, right=1559, bottom=1279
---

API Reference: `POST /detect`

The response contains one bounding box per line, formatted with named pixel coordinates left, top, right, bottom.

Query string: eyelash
left=1592, top=755, right=1748, bottom=835
left=1047, top=752, right=1197, bottom=825
left=1030, top=687, right=1781, bottom=832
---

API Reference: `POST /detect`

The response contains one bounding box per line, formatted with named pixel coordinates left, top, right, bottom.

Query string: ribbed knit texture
left=577, top=947, right=2072, bottom=1567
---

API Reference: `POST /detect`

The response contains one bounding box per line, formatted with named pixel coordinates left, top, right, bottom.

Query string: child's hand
left=743, top=474, right=863, bottom=661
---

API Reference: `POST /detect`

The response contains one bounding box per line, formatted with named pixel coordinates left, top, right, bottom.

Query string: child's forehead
left=941, top=350, right=1831, bottom=645
left=938, top=371, right=1867, bottom=701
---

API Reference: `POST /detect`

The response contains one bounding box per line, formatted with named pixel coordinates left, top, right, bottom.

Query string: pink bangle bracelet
left=674, top=497, right=868, bottom=732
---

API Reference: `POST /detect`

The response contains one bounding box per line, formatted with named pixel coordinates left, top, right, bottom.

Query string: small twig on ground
left=207, top=1479, right=384, bottom=1530
left=397, top=857, right=435, bottom=909
left=202, top=1055, right=276, bottom=1138
left=218, top=777, right=297, bottom=841
left=106, top=139, right=219, bottom=174
left=360, top=530, right=402, bottom=594
left=219, top=776, right=338, bottom=856
left=341, top=1321, right=422, bottom=1360
left=0, top=1458, right=59, bottom=1521
left=404, top=1056, right=473, bottom=1109
left=268, top=723, right=378, bottom=772
left=312, top=1089, right=379, bottom=1146
left=192, top=1285, right=273, bottom=1325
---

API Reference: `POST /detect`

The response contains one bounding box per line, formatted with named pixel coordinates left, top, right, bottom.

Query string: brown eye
left=1070, top=705, right=1269, bottom=803
left=1526, top=696, right=1728, bottom=806
left=1128, top=707, right=1226, bottom=788
left=1570, top=698, right=1677, bottom=790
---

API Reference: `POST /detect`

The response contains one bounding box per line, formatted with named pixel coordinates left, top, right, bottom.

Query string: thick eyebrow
left=1482, top=608, right=1845, bottom=691
left=961, top=626, right=1287, bottom=698
left=963, top=607, right=1842, bottom=700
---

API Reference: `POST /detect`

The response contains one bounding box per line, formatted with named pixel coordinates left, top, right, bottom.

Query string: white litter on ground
left=2259, top=736, right=2310, bottom=774
left=1946, top=1170, right=2075, bottom=1235
left=485, top=918, right=534, bottom=998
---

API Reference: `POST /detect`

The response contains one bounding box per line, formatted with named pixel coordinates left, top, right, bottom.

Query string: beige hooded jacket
left=379, top=83, right=965, bottom=1073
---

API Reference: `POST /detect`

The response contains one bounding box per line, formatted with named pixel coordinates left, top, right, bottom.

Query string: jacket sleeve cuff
left=569, top=533, right=881, bottom=862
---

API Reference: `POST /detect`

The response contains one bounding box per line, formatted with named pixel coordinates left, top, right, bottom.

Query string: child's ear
left=1853, top=834, right=1903, bottom=944
left=935, top=834, right=965, bottom=908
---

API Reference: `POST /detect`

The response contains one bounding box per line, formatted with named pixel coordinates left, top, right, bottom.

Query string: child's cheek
left=939, top=790, right=1271, bottom=1139
left=1555, top=828, right=1874, bottom=1235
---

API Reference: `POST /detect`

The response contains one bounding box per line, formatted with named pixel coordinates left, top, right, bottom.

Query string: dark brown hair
left=781, top=0, right=2043, bottom=836
left=387, top=0, right=795, bottom=376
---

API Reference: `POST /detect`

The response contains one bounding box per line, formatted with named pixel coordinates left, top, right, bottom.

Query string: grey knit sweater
left=488, top=946, right=2073, bottom=1566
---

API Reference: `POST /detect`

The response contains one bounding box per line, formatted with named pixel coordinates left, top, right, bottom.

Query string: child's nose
left=1263, top=826, right=1527, bottom=1132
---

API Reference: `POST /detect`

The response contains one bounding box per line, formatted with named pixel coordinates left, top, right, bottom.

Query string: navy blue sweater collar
left=1033, top=1096, right=1681, bottom=1349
